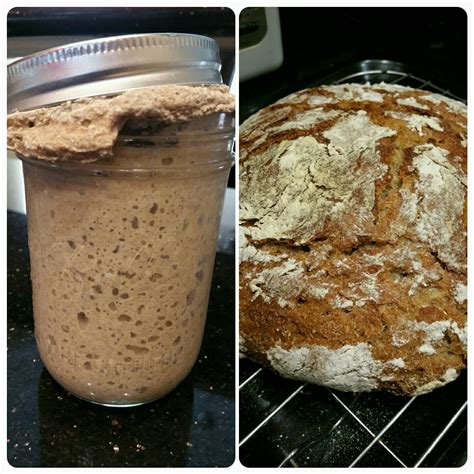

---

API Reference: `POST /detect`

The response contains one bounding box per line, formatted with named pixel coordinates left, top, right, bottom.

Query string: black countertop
left=7, top=211, right=235, bottom=467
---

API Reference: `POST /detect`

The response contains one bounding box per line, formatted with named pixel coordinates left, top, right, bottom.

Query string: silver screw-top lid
left=7, top=33, right=223, bottom=113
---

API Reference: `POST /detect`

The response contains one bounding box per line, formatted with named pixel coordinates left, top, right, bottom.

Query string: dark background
left=240, top=7, right=467, bottom=120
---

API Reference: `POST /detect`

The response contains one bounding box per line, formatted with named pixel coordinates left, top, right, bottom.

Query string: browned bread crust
left=239, top=83, right=467, bottom=395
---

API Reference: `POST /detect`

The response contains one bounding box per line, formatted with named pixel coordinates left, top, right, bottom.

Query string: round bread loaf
left=239, top=83, right=467, bottom=395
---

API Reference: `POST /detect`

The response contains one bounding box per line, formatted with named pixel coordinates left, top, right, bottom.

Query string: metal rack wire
left=239, top=61, right=467, bottom=468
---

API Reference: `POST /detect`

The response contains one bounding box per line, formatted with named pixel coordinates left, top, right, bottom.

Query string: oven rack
left=239, top=61, right=467, bottom=468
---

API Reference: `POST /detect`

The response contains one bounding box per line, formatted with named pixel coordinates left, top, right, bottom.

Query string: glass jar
left=20, top=113, right=234, bottom=406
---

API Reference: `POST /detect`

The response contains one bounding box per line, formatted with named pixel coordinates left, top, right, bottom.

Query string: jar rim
left=117, top=128, right=235, bottom=144
left=17, top=151, right=235, bottom=176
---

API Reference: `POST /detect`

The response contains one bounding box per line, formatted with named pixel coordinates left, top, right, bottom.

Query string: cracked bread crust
left=239, top=83, right=467, bottom=395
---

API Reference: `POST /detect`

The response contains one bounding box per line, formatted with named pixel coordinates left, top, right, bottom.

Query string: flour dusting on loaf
left=240, top=83, right=467, bottom=395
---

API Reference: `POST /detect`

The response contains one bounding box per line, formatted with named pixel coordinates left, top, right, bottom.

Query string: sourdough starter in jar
left=8, top=85, right=234, bottom=405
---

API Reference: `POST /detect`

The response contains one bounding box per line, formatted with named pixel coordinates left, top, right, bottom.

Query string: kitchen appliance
left=239, top=7, right=283, bottom=82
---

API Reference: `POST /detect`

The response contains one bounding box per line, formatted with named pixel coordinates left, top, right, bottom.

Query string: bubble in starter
left=77, top=312, right=89, bottom=327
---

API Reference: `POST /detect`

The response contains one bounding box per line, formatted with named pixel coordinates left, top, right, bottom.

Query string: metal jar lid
left=7, top=33, right=223, bottom=113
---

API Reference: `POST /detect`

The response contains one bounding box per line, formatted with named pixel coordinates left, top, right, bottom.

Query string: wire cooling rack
left=239, top=60, right=467, bottom=468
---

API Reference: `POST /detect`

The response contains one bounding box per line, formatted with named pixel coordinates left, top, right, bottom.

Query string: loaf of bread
left=239, top=83, right=467, bottom=395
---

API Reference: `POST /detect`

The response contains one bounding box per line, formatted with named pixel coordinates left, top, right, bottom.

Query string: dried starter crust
left=7, top=84, right=234, bottom=163
left=239, top=83, right=467, bottom=395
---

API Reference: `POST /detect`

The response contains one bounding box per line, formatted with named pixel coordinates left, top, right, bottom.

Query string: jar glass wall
left=20, top=113, right=234, bottom=406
